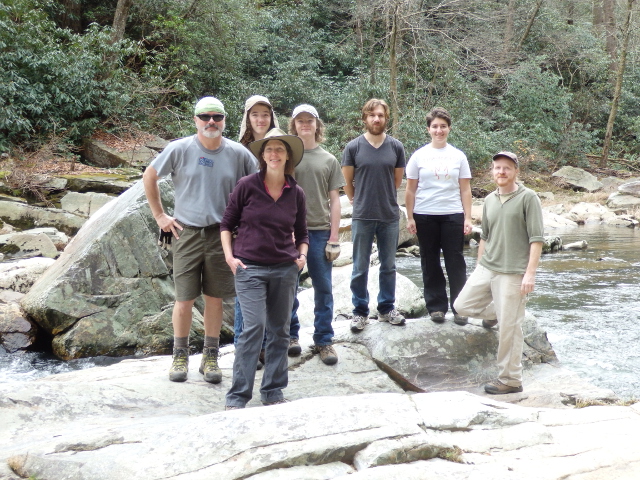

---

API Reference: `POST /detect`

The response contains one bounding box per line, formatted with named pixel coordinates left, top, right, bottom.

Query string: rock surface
left=552, top=166, right=603, bottom=192
left=606, top=191, right=640, bottom=212
left=19, top=179, right=208, bottom=359
left=60, top=191, right=115, bottom=217
left=0, top=342, right=632, bottom=480
left=618, top=179, right=640, bottom=197
left=0, top=257, right=56, bottom=293
left=0, top=201, right=85, bottom=235
left=0, top=302, right=38, bottom=352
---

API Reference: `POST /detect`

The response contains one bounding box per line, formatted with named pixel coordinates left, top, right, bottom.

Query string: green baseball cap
left=194, top=96, right=226, bottom=116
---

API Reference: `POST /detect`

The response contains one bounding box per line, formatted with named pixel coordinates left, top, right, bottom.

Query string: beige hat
left=249, top=128, right=304, bottom=167
left=292, top=104, right=319, bottom=119
left=492, top=151, right=519, bottom=167
left=238, top=95, right=280, bottom=142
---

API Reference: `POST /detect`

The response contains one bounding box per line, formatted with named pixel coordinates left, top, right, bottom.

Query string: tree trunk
left=57, top=0, right=82, bottom=33
left=503, top=0, right=516, bottom=56
left=111, top=0, right=134, bottom=44
left=517, top=0, right=545, bottom=51
left=389, top=3, right=400, bottom=136
left=603, top=0, right=617, bottom=70
left=601, top=0, right=635, bottom=168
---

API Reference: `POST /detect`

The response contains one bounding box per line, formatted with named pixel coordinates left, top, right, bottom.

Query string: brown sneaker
left=198, top=346, right=222, bottom=384
left=430, top=311, right=446, bottom=323
left=482, top=319, right=498, bottom=328
left=169, top=347, right=189, bottom=382
left=314, top=344, right=338, bottom=365
left=288, top=338, right=302, bottom=357
left=484, top=380, right=523, bottom=395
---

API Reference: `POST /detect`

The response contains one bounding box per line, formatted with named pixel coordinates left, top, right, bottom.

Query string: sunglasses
left=196, top=113, right=225, bottom=122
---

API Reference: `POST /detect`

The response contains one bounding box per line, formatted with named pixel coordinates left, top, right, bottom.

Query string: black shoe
left=288, top=338, right=302, bottom=357
left=430, top=311, right=446, bottom=323
left=482, top=319, right=498, bottom=328
left=453, top=314, right=468, bottom=326
left=257, top=349, right=265, bottom=370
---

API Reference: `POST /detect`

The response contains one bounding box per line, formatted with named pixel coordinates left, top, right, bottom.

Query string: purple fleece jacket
left=221, top=171, right=309, bottom=264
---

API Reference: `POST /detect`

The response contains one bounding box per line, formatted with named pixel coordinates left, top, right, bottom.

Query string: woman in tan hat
left=221, top=128, right=308, bottom=409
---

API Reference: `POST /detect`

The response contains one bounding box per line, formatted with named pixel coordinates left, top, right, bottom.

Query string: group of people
left=143, top=94, right=544, bottom=409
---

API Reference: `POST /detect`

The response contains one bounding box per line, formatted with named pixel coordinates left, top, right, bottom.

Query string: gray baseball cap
left=492, top=151, right=519, bottom=167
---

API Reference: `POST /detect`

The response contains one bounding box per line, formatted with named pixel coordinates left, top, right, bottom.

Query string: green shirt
left=479, top=184, right=544, bottom=274
left=294, top=146, right=346, bottom=230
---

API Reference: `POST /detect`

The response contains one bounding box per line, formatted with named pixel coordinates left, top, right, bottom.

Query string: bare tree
left=516, top=0, right=545, bottom=51
left=601, top=0, right=635, bottom=167
left=603, top=0, right=618, bottom=70
left=111, top=0, right=134, bottom=44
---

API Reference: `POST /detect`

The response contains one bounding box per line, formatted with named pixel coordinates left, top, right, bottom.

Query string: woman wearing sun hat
left=221, top=128, right=308, bottom=410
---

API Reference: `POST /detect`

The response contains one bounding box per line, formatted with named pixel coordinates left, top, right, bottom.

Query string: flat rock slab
left=1, top=358, right=638, bottom=480
left=552, top=166, right=603, bottom=192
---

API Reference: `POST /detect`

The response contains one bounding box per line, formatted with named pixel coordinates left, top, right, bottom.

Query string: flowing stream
left=397, top=224, right=640, bottom=399
left=2, top=225, right=639, bottom=399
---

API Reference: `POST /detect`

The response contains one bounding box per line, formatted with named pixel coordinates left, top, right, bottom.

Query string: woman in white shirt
left=405, top=107, right=472, bottom=326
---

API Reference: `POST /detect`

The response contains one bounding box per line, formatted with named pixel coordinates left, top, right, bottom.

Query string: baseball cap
left=492, top=151, right=519, bottom=167
left=292, top=104, right=319, bottom=119
left=194, top=97, right=226, bottom=116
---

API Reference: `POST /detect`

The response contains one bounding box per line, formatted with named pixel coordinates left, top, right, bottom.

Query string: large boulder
left=82, top=138, right=159, bottom=168
left=563, top=202, right=616, bottom=225
left=618, top=180, right=640, bottom=197
left=606, top=192, right=640, bottom=213
left=0, top=200, right=85, bottom=236
left=552, top=166, right=603, bottom=192
left=60, top=191, right=115, bottom=217
left=0, top=232, right=59, bottom=259
left=0, top=257, right=56, bottom=293
left=20, top=180, right=208, bottom=359
left=0, top=302, right=38, bottom=352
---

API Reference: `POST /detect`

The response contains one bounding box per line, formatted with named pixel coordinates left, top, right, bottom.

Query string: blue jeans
left=226, top=262, right=299, bottom=407
left=350, top=219, right=399, bottom=317
left=290, top=230, right=334, bottom=346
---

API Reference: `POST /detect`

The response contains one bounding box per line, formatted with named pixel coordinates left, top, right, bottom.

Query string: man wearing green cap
left=143, top=96, right=257, bottom=384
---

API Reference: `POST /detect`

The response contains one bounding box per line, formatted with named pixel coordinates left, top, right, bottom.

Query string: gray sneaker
left=199, top=346, right=222, bottom=384
left=288, top=338, right=302, bottom=357
left=169, top=347, right=189, bottom=382
left=350, top=315, right=367, bottom=332
left=314, top=344, right=338, bottom=365
left=379, top=308, right=405, bottom=326
left=262, top=398, right=289, bottom=406
left=453, top=314, right=468, bottom=326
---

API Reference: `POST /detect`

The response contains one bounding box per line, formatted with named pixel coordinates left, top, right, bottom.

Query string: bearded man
left=341, top=99, right=406, bottom=332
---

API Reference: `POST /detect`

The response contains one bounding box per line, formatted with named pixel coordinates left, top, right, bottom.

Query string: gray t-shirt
left=150, top=135, right=257, bottom=227
left=341, top=135, right=406, bottom=221
left=294, top=146, right=345, bottom=230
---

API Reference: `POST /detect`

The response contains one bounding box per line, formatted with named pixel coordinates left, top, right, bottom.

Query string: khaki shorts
left=173, top=223, right=235, bottom=301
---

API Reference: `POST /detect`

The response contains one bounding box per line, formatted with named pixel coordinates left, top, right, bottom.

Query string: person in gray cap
left=143, top=96, right=257, bottom=384
left=453, top=151, right=544, bottom=395
left=288, top=104, right=345, bottom=365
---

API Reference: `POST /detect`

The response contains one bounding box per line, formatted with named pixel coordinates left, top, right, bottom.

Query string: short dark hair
left=426, top=107, right=452, bottom=128
left=361, top=99, right=390, bottom=121
left=288, top=116, right=325, bottom=143
left=257, top=139, right=295, bottom=176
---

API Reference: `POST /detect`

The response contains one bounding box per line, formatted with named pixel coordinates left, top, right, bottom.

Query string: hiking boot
left=350, top=315, right=367, bottom=332
left=453, top=314, right=468, bottom=326
left=484, top=380, right=523, bottom=395
left=169, top=347, right=189, bottom=382
left=198, top=346, right=222, bottom=384
left=379, top=308, right=405, bottom=326
left=482, top=319, right=498, bottom=328
left=262, top=398, right=289, bottom=406
left=257, top=349, right=265, bottom=370
left=430, top=311, right=446, bottom=323
left=314, top=344, right=338, bottom=365
left=288, top=338, right=302, bottom=357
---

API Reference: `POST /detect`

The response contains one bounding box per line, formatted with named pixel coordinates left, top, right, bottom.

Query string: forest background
left=2, top=0, right=640, bottom=173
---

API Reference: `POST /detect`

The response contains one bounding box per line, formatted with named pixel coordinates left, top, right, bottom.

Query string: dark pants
left=226, top=262, right=299, bottom=407
left=414, top=213, right=467, bottom=315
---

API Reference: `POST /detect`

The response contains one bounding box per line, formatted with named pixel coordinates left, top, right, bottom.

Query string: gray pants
left=226, top=262, right=299, bottom=407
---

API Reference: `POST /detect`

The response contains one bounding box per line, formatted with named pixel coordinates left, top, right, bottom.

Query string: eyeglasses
left=196, top=113, right=225, bottom=122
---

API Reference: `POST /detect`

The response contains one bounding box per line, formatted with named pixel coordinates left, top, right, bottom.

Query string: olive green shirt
left=294, top=146, right=346, bottom=230
left=479, top=184, right=544, bottom=274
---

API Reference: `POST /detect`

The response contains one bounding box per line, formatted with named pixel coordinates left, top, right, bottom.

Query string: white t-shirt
left=406, top=143, right=471, bottom=215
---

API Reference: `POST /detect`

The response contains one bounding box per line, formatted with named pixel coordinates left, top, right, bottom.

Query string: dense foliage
left=1, top=0, right=639, bottom=170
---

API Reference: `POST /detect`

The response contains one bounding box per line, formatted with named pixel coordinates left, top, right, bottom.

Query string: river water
left=2, top=225, right=638, bottom=398
left=397, top=224, right=640, bottom=400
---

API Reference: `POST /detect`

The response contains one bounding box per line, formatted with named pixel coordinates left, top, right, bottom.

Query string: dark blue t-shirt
left=341, top=135, right=406, bottom=221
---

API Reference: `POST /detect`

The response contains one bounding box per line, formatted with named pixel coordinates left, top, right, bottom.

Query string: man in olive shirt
left=454, top=151, right=544, bottom=395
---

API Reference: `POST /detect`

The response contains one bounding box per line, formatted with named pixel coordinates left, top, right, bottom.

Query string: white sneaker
left=379, top=308, right=405, bottom=326
left=350, top=315, right=367, bottom=332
